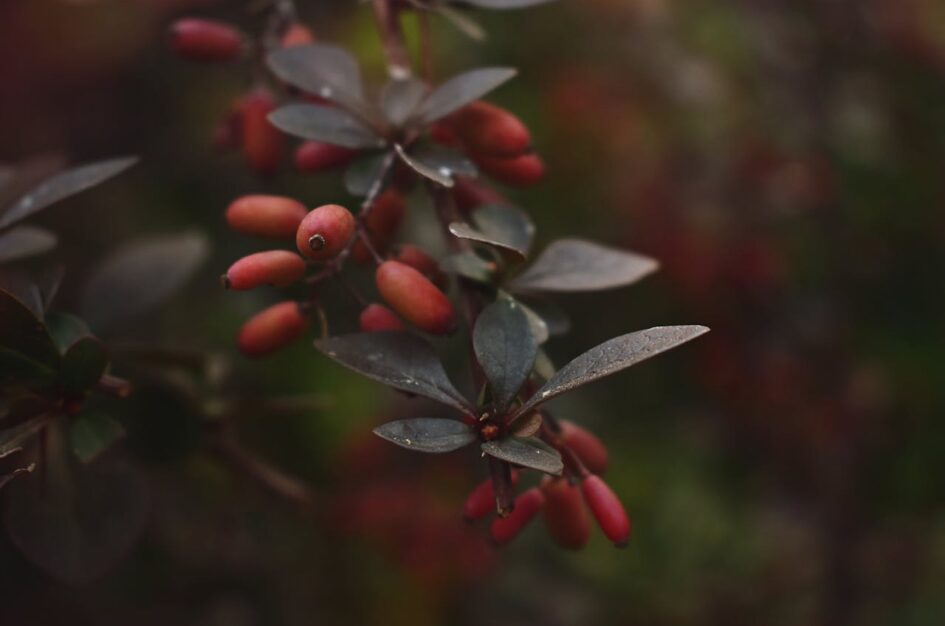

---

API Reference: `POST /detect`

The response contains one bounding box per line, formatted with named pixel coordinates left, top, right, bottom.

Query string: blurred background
left=2, top=0, right=945, bottom=624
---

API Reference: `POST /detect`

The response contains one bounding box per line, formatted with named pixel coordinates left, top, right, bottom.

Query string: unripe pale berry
left=294, top=141, right=356, bottom=173
left=375, top=261, right=456, bottom=335
left=541, top=477, right=591, bottom=550
left=169, top=18, right=245, bottom=62
left=352, top=189, right=406, bottom=263
left=392, top=244, right=443, bottom=286
left=581, top=475, right=630, bottom=547
left=223, top=251, right=306, bottom=290
left=280, top=23, right=315, bottom=48
left=239, top=89, right=284, bottom=175
left=225, top=195, right=308, bottom=239
left=560, top=420, right=609, bottom=475
left=462, top=471, right=520, bottom=522
left=296, top=204, right=356, bottom=260
left=238, top=301, right=309, bottom=358
left=449, top=101, right=531, bottom=157
left=359, top=303, right=405, bottom=333
left=490, top=487, right=545, bottom=545
left=472, top=152, right=545, bottom=187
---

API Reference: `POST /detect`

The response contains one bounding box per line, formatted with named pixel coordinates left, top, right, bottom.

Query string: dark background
left=1, top=0, right=944, bottom=624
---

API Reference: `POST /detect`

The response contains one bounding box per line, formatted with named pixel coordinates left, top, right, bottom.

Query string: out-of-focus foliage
left=1, top=0, right=944, bottom=625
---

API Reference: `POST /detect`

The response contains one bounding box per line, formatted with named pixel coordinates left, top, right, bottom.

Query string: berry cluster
left=171, top=0, right=708, bottom=550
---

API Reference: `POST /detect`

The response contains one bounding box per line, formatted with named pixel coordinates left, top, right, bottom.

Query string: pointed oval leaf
left=449, top=204, right=533, bottom=258
left=409, top=144, right=478, bottom=178
left=481, top=437, right=563, bottom=475
left=0, top=157, right=137, bottom=231
left=516, top=325, right=710, bottom=417
left=269, top=104, right=384, bottom=150
left=440, top=250, right=497, bottom=283
left=0, top=287, right=58, bottom=371
left=266, top=44, right=369, bottom=115
left=473, top=299, right=537, bottom=410
left=381, top=77, right=428, bottom=127
left=79, top=231, right=209, bottom=333
left=520, top=297, right=570, bottom=337
left=46, top=312, right=92, bottom=353
left=518, top=300, right=550, bottom=344
left=70, top=411, right=125, bottom=464
left=416, top=67, right=517, bottom=124
left=510, top=238, right=659, bottom=293
left=395, top=144, right=454, bottom=186
left=373, top=417, right=476, bottom=453
left=314, top=332, right=473, bottom=414
left=60, top=337, right=107, bottom=393
left=0, top=225, right=57, bottom=263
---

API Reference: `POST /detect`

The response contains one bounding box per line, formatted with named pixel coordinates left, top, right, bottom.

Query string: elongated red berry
left=238, top=301, right=309, bottom=358
left=352, top=189, right=406, bottom=263
left=560, top=420, right=608, bottom=475
left=240, top=89, right=284, bottom=175
left=376, top=261, right=456, bottom=335
left=450, top=101, right=531, bottom=157
left=169, top=18, right=245, bottom=62
left=225, top=195, right=308, bottom=239
left=581, top=475, right=630, bottom=547
left=296, top=204, right=356, bottom=260
left=452, top=177, right=507, bottom=212
left=280, top=23, right=315, bottom=48
left=472, top=152, right=545, bottom=187
left=490, top=487, right=545, bottom=545
left=359, top=303, right=404, bottom=332
left=223, top=251, right=306, bottom=290
left=294, top=141, right=356, bottom=173
left=462, top=471, right=520, bottom=522
left=392, top=244, right=443, bottom=285
left=541, top=477, right=591, bottom=550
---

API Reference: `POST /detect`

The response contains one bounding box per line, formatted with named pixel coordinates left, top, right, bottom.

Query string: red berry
left=449, top=100, right=531, bottom=157
left=375, top=261, right=456, bottom=335
left=452, top=177, right=507, bottom=212
left=581, top=475, right=630, bottom=547
left=462, top=471, right=520, bottom=522
left=223, top=250, right=306, bottom=290
left=560, top=420, right=609, bottom=475
left=280, top=23, right=315, bottom=48
left=294, top=141, right=356, bottom=173
left=352, top=189, right=406, bottom=263
left=168, top=18, right=244, bottom=62
left=359, top=303, right=405, bottom=333
left=225, top=195, right=308, bottom=239
left=296, top=204, right=356, bottom=260
left=541, top=477, right=591, bottom=550
left=391, top=244, right=443, bottom=285
left=490, top=487, right=545, bottom=545
left=239, top=89, right=284, bottom=175
left=472, top=152, right=545, bottom=187
left=238, top=301, right=309, bottom=358
left=429, top=121, right=460, bottom=148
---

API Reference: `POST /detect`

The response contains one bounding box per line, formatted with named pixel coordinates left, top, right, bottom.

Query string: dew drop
left=319, top=86, right=333, bottom=98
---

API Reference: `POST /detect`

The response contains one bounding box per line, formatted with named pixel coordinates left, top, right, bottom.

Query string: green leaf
left=449, top=204, right=534, bottom=258
left=266, top=44, right=371, bottom=117
left=46, top=312, right=92, bottom=353
left=381, top=77, right=428, bottom=127
left=0, top=225, right=57, bottom=263
left=60, top=337, right=107, bottom=393
left=440, top=250, right=497, bottom=283
left=394, top=144, right=454, bottom=187
left=0, top=287, right=59, bottom=372
left=70, top=411, right=125, bottom=463
left=373, top=418, right=476, bottom=453
left=416, top=67, right=517, bottom=124
left=344, top=150, right=392, bottom=197
left=269, top=104, right=384, bottom=150
left=481, top=437, right=563, bottom=475
left=473, top=299, right=537, bottom=411
left=510, top=238, right=659, bottom=293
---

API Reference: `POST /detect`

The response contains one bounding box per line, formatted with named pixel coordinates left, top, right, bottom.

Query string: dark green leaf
left=314, top=332, right=473, bottom=414
left=0, top=157, right=136, bottom=231
left=449, top=204, right=533, bottom=258
left=60, top=337, right=107, bottom=393
left=510, top=238, right=659, bottom=293
left=46, top=312, right=92, bottom=353
left=416, top=68, right=517, bottom=124
left=269, top=104, right=384, bottom=150
left=266, top=44, right=369, bottom=116
left=515, top=325, right=710, bottom=417
left=70, top=411, right=125, bottom=463
left=0, top=226, right=57, bottom=263
left=519, top=297, right=570, bottom=336
left=373, top=418, right=476, bottom=453
left=440, top=250, right=497, bottom=283
left=481, top=437, right=563, bottom=475
left=394, top=144, right=454, bottom=186
left=381, top=77, right=427, bottom=127
left=518, top=300, right=549, bottom=344
left=79, top=231, right=209, bottom=333
left=3, top=423, right=148, bottom=583
left=409, top=144, right=478, bottom=178
left=344, top=151, right=392, bottom=197
left=0, top=287, right=59, bottom=371
left=436, top=5, right=487, bottom=41
left=473, top=299, right=537, bottom=410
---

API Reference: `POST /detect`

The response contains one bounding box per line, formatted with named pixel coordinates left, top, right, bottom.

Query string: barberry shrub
left=190, top=0, right=710, bottom=547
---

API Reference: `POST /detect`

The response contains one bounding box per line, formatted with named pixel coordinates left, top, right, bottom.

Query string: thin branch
left=372, top=0, right=413, bottom=79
